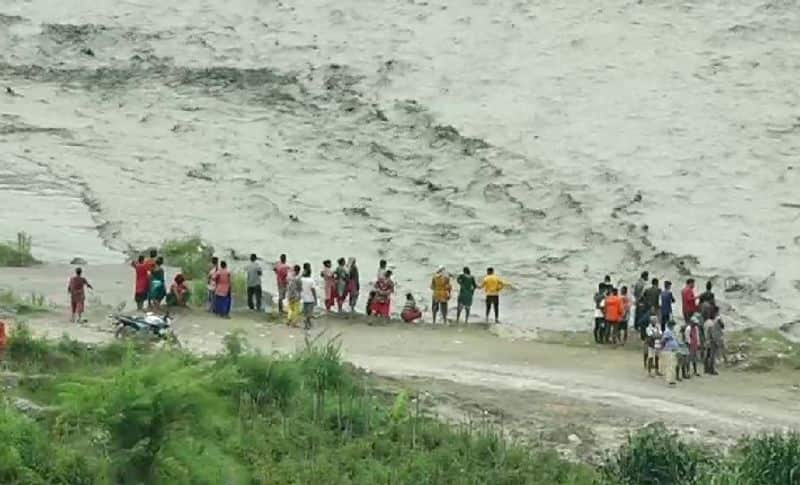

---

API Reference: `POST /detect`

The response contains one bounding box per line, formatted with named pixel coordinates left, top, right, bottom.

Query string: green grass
left=0, top=232, right=40, bottom=267
left=1, top=329, right=596, bottom=485
left=5, top=329, right=800, bottom=485
left=0, top=291, right=49, bottom=316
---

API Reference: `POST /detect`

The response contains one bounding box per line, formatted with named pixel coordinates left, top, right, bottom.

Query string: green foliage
left=602, top=423, right=712, bottom=485
left=159, top=237, right=214, bottom=281
left=732, top=432, right=800, bottom=485
left=0, top=232, right=39, bottom=267
left=0, top=291, right=49, bottom=316
left=1, top=333, right=599, bottom=485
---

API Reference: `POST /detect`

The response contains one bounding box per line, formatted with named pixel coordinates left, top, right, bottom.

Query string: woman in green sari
left=149, top=257, right=167, bottom=311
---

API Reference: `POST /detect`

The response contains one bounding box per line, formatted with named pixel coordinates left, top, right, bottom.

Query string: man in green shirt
left=456, top=267, right=477, bottom=324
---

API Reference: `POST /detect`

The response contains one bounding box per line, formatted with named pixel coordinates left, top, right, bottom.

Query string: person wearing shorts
left=300, top=267, right=317, bottom=330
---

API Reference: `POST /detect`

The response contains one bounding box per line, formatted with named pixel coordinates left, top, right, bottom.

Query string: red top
left=69, top=276, right=88, bottom=298
left=275, top=263, right=290, bottom=287
left=682, top=286, right=697, bottom=316
left=133, top=263, right=149, bottom=293
left=604, top=295, right=623, bottom=323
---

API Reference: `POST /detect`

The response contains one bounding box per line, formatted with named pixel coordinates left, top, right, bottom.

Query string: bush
left=0, top=291, right=48, bottom=316
left=602, top=423, right=712, bottom=485
left=0, top=232, right=39, bottom=267
left=159, top=237, right=214, bottom=281
left=733, top=432, right=800, bottom=485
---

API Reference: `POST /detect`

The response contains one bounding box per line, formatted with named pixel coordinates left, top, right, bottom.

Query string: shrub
left=0, top=232, right=39, bottom=267
left=733, top=432, right=800, bottom=485
left=0, top=291, right=49, bottom=316
left=602, top=423, right=712, bottom=485
left=159, top=237, right=214, bottom=281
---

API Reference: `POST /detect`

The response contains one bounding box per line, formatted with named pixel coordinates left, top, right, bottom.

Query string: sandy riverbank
left=2, top=264, right=799, bottom=461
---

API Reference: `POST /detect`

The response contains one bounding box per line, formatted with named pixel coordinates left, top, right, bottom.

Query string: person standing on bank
left=456, top=267, right=477, bottom=324
left=480, top=267, right=508, bottom=324
left=300, top=267, right=318, bottom=330
left=346, top=257, right=360, bottom=312
left=68, top=267, right=93, bottom=323
left=430, top=266, right=452, bottom=325
left=245, top=253, right=263, bottom=311
left=273, top=254, right=290, bottom=314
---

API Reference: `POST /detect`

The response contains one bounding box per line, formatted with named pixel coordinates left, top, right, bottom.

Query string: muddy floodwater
left=1, top=0, right=799, bottom=330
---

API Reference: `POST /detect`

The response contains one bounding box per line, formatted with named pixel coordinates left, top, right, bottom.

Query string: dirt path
left=3, top=264, right=800, bottom=460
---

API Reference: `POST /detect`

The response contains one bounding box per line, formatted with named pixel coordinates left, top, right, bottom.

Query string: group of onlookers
left=206, top=254, right=513, bottom=327
left=594, top=271, right=726, bottom=386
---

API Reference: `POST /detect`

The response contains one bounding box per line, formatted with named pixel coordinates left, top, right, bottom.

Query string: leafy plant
left=0, top=232, right=40, bottom=267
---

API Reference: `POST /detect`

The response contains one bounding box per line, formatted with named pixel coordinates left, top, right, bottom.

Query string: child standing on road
left=646, top=316, right=662, bottom=377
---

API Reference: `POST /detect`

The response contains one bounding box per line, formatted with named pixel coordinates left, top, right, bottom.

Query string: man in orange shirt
left=604, top=287, right=624, bottom=345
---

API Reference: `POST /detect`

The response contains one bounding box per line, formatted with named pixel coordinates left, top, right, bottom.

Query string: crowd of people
left=118, top=250, right=515, bottom=329
left=593, top=271, right=727, bottom=386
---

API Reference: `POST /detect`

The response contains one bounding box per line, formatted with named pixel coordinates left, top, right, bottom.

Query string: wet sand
left=3, top=264, right=799, bottom=458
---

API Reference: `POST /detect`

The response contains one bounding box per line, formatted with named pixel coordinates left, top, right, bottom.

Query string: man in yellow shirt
left=430, top=266, right=452, bottom=325
left=480, top=267, right=508, bottom=324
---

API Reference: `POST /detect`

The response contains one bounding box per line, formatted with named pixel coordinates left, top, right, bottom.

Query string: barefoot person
left=480, top=267, right=508, bottom=324
left=456, top=267, right=477, bottom=324
left=273, top=254, right=290, bottom=314
left=430, top=266, right=452, bottom=325
left=67, top=267, right=93, bottom=323
left=131, top=255, right=149, bottom=311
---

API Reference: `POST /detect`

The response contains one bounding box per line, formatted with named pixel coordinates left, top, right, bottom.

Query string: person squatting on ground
left=67, top=267, right=93, bottom=323
left=245, top=253, right=263, bottom=311
left=430, top=266, right=452, bottom=325
left=456, top=267, right=477, bottom=324
left=401, top=293, right=422, bottom=323
left=166, top=273, right=190, bottom=307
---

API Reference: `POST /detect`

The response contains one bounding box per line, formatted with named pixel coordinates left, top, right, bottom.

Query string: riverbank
left=2, top=264, right=799, bottom=463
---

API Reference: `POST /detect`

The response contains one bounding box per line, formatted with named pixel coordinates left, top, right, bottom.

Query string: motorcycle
left=109, top=303, right=180, bottom=346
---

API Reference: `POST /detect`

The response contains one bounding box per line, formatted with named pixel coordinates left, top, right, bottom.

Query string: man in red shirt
left=131, top=255, right=150, bottom=310
left=681, top=278, right=698, bottom=323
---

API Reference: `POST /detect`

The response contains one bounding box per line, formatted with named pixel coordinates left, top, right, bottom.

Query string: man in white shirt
left=300, top=267, right=318, bottom=329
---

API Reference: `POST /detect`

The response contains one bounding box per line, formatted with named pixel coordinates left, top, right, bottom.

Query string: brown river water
left=1, top=0, right=799, bottom=330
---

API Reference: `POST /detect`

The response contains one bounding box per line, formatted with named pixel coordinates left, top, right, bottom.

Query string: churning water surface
left=1, top=0, right=799, bottom=330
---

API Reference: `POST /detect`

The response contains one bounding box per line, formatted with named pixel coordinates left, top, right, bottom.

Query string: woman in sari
left=372, top=270, right=394, bottom=318
left=347, top=257, right=360, bottom=312
left=320, top=260, right=335, bottom=312
left=148, top=257, right=166, bottom=312
left=213, top=261, right=232, bottom=318
left=333, top=258, right=349, bottom=313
